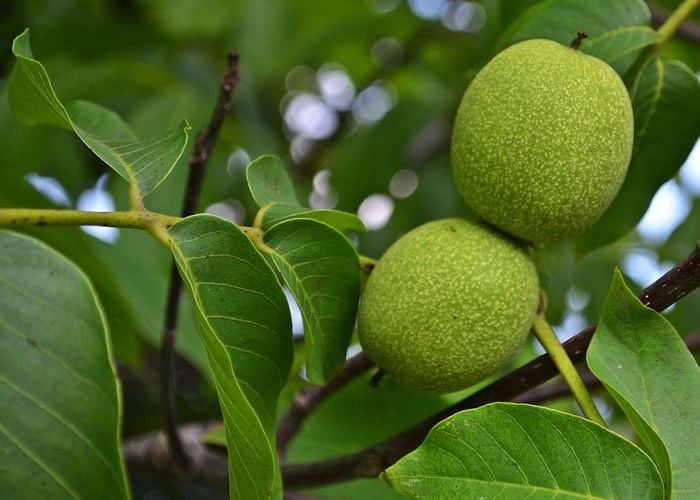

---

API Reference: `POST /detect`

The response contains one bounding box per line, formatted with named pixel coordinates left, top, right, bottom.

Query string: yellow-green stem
left=359, top=254, right=377, bottom=273
left=241, top=225, right=276, bottom=255
left=532, top=314, right=607, bottom=428
left=657, top=0, right=700, bottom=47
left=625, top=0, right=700, bottom=85
left=0, top=208, right=180, bottom=247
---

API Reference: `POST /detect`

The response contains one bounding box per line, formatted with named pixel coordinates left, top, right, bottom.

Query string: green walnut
left=451, top=37, right=634, bottom=243
left=358, top=218, right=540, bottom=394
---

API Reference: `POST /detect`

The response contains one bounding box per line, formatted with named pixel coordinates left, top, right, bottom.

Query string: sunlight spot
left=678, top=138, right=700, bottom=196
left=409, top=0, right=449, bottom=19
left=284, top=93, right=338, bottom=140
left=389, top=169, right=419, bottom=199
left=637, top=180, right=691, bottom=245
left=76, top=174, right=119, bottom=244
left=441, top=1, right=486, bottom=32
left=317, top=63, right=356, bottom=111
left=357, top=193, right=394, bottom=230
left=353, top=81, right=396, bottom=126
left=205, top=200, right=245, bottom=224
left=226, top=148, right=251, bottom=179
left=290, top=136, right=315, bottom=164
left=25, top=173, right=71, bottom=207
left=565, top=287, right=590, bottom=312
left=309, top=170, right=338, bottom=209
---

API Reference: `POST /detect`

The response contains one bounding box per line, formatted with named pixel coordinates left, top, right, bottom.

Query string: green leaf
left=582, top=26, right=661, bottom=75
left=384, top=403, right=664, bottom=500
left=246, top=155, right=300, bottom=207
left=246, top=155, right=367, bottom=234
left=587, top=269, right=700, bottom=499
left=286, top=373, right=457, bottom=499
left=8, top=29, right=190, bottom=198
left=261, top=203, right=367, bottom=233
left=576, top=58, right=700, bottom=253
left=264, top=218, right=360, bottom=383
left=0, top=231, right=129, bottom=499
left=169, top=214, right=293, bottom=500
left=498, top=0, right=651, bottom=51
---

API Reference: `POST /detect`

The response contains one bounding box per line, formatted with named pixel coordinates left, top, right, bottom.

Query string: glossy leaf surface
left=0, top=231, right=129, bottom=499
left=260, top=203, right=366, bottom=233
left=384, top=403, right=663, bottom=499
left=588, top=269, right=700, bottom=499
left=583, top=26, right=660, bottom=74
left=246, top=155, right=300, bottom=207
left=500, top=0, right=650, bottom=51
left=8, top=29, right=189, bottom=199
left=265, top=218, right=360, bottom=383
left=169, top=214, right=293, bottom=499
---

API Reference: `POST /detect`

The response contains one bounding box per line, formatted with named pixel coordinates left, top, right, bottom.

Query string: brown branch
left=280, top=241, right=700, bottom=488
left=123, top=422, right=228, bottom=490
left=513, top=370, right=602, bottom=405
left=160, top=52, right=240, bottom=469
left=276, top=352, right=374, bottom=458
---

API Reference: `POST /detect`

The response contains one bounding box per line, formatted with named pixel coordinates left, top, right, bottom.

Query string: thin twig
left=280, top=241, right=700, bottom=488
left=160, top=52, right=240, bottom=469
left=276, top=352, right=374, bottom=458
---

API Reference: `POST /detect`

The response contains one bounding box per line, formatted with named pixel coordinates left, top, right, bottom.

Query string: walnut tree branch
left=276, top=351, right=374, bottom=458
left=126, top=242, right=700, bottom=490
left=280, top=240, right=700, bottom=488
left=160, top=52, right=240, bottom=469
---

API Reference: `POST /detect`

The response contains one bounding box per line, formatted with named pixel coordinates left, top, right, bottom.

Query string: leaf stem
left=625, top=0, right=700, bottom=86
left=531, top=314, right=607, bottom=427
left=128, top=183, right=145, bottom=211
left=656, top=0, right=700, bottom=47
left=0, top=208, right=179, bottom=232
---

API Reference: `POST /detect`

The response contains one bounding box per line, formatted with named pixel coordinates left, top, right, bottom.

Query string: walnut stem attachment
left=569, top=30, right=588, bottom=50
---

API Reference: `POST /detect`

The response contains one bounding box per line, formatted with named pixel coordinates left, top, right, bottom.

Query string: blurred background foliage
left=1, top=0, right=700, bottom=498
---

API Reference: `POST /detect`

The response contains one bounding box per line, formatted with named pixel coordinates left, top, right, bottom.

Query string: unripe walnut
left=451, top=38, right=634, bottom=243
left=358, top=218, right=540, bottom=394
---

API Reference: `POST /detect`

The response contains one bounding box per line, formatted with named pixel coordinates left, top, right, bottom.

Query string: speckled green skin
left=452, top=39, right=634, bottom=243
left=358, top=218, right=540, bottom=394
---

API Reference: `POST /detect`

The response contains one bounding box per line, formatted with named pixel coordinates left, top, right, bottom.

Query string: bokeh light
left=637, top=180, right=691, bottom=245
left=205, top=200, right=245, bottom=224
left=317, top=63, right=356, bottom=111
left=441, top=1, right=486, bottom=32
left=389, top=169, right=419, bottom=198
left=352, top=81, right=396, bottom=126
left=357, top=193, right=395, bottom=230
left=76, top=174, right=119, bottom=244
left=284, top=93, right=339, bottom=140
left=25, top=173, right=72, bottom=207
